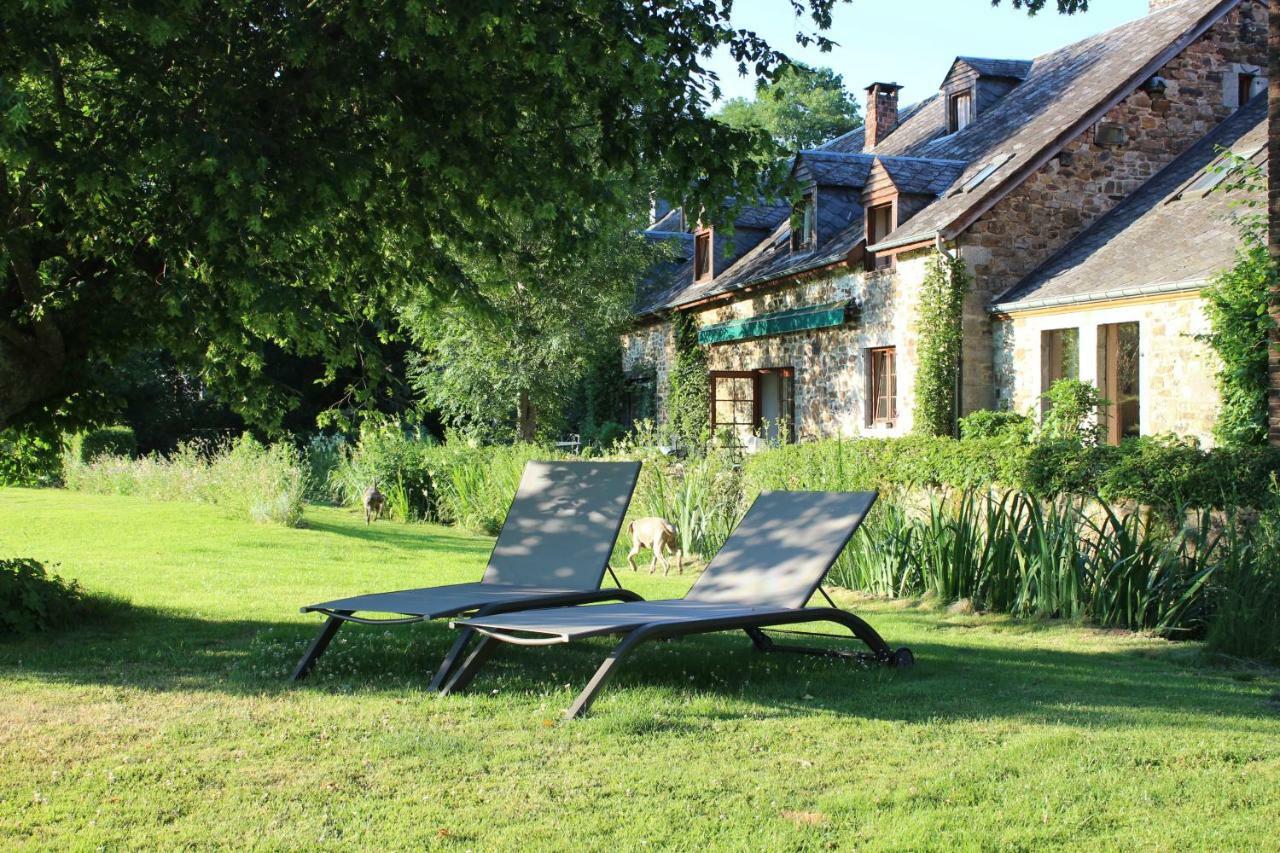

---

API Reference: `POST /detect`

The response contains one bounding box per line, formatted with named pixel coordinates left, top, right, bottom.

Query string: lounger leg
left=428, top=626, right=477, bottom=693
left=565, top=628, right=653, bottom=720
left=438, top=635, right=498, bottom=696
left=744, top=627, right=773, bottom=652
left=291, top=611, right=352, bottom=681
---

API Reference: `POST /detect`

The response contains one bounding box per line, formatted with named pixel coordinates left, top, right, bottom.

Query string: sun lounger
left=291, top=460, right=642, bottom=689
left=447, top=490, right=914, bottom=718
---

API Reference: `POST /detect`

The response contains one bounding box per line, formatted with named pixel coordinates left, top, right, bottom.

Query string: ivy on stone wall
left=667, top=311, right=710, bottom=448
left=912, top=250, right=971, bottom=437
left=1199, top=243, right=1277, bottom=447
left=1196, top=155, right=1276, bottom=448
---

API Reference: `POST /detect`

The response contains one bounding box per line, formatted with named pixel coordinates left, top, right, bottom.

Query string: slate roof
left=954, top=57, right=1034, bottom=80
left=635, top=0, right=1243, bottom=318
left=993, top=95, right=1267, bottom=312
left=795, top=150, right=875, bottom=187
left=877, top=156, right=968, bottom=195
left=867, top=0, right=1241, bottom=250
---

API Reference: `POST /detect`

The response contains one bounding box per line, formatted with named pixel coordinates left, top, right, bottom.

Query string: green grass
left=2, top=487, right=1279, bottom=849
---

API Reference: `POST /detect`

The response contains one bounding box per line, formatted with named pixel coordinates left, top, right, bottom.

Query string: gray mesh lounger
left=446, top=491, right=914, bottom=718
left=290, top=460, right=643, bottom=690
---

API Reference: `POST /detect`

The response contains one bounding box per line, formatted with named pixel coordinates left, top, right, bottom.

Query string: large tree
left=716, top=63, right=861, bottom=152
left=1, top=0, right=845, bottom=433
left=404, top=214, right=657, bottom=443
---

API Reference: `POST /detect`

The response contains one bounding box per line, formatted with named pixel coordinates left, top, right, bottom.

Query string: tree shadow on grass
left=2, top=602, right=1277, bottom=732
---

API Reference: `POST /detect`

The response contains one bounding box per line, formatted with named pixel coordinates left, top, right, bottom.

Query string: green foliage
left=1038, top=379, right=1106, bottom=445
left=913, top=252, right=971, bottom=437
left=74, top=426, right=138, bottom=463
left=405, top=224, right=653, bottom=443
left=829, top=488, right=1221, bottom=634
left=1206, top=482, right=1280, bottom=663
left=3, top=1, right=839, bottom=433
left=62, top=436, right=306, bottom=526
left=666, top=313, right=711, bottom=450
left=716, top=63, right=861, bottom=153
left=741, top=435, right=1034, bottom=496
left=625, top=452, right=744, bottom=561
left=569, top=340, right=631, bottom=450
left=1199, top=243, right=1277, bottom=447
left=990, top=0, right=1091, bottom=13
left=958, top=409, right=1033, bottom=442
left=739, top=434, right=1280, bottom=511
left=0, top=557, right=117, bottom=636
left=329, top=424, right=565, bottom=533
left=0, top=427, right=62, bottom=487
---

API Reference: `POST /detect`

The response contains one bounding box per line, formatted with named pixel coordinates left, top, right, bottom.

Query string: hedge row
left=741, top=435, right=1280, bottom=510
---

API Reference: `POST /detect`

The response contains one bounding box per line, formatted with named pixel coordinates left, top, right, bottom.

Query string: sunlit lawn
left=2, top=486, right=1279, bottom=849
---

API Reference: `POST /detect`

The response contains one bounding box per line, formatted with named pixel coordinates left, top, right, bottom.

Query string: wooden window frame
left=790, top=190, right=817, bottom=253
left=865, top=201, right=897, bottom=272
left=948, top=91, right=974, bottom=134
left=1097, top=322, right=1141, bottom=446
left=867, top=347, right=898, bottom=428
left=1039, top=327, right=1080, bottom=415
left=709, top=368, right=796, bottom=444
left=694, top=229, right=713, bottom=283
left=1237, top=72, right=1256, bottom=110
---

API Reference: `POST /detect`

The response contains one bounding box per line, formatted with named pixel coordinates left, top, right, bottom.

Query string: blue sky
left=706, top=0, right=1152, bottom=109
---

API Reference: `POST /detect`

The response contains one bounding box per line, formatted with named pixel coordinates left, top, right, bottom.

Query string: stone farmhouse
left=622, top=0, right=1270, bottom=447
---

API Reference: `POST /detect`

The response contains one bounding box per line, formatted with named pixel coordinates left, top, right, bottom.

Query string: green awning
left=697, top=300, right=857, bottom=346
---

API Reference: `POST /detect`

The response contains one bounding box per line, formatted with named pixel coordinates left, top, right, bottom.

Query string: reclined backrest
left=481, top=461, right=641, bottom=589
left=685, top=491, right=877, bottom=609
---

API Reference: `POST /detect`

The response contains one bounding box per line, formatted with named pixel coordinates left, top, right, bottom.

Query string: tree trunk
left=1269, top=0, right=1280, bottom=444
left=516, top=388, right=537, bottom=443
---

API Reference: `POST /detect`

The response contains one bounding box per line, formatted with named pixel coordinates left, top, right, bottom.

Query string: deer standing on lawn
left=626, top=517, right=683, bottom=575
left=363, top=483, right=386, bottom=524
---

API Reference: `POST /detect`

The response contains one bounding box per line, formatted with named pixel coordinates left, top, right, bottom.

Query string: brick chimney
left=1148, top=0, right=1183, bottom=12
left=864, top=82, right=903, bottom=148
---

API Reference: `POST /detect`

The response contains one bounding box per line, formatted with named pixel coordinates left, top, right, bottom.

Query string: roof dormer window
left=790, top=190, right=817, bottom=253
left=948, top=91, right=974, bottom=134
left=694, top=228, right=713, bottom=283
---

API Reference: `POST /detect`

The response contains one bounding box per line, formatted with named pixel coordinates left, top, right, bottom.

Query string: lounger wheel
left=890, top=647, right=915, bottom=668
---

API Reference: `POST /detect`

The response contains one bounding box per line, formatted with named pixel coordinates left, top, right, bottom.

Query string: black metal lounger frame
left=444, top=599, right=913, bottom=719
left=290, top=460, right=644, bottom=690
left=442, top=491, right=914, bottom=718
left=290, top=582, right=646, bottom=690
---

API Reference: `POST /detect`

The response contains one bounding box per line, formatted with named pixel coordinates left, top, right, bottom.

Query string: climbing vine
left=1196, top=154, right=1276, bottom=448
left=912, top=250, right=971, bottom=437
left=666, top=311, right=710, bottom=449
left=1200, top=243, right=1276, bottom=447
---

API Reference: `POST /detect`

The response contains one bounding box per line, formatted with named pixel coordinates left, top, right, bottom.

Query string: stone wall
left=963, top=1, right=1267, bottom=414
left=689, top=256, right=932, bottom=439
left=993, top=292, right=1221, bottom=444
left=620, top=319, right=675, bottom=422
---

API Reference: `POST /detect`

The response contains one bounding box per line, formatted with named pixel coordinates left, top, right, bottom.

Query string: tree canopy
left=404, top=214, right=657, bottom=444
left=989, top=0, right=1089, bottom=12
left=716, top=63, right=861, bottom=153
left=1, top=0, right=845, bottom=433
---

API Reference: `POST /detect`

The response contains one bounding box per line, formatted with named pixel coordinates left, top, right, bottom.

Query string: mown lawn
left=2, top=487, right=1279, bottom=849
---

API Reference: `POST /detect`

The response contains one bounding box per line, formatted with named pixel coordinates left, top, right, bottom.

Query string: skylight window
left=951, top=153, right=1014, bottom=196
